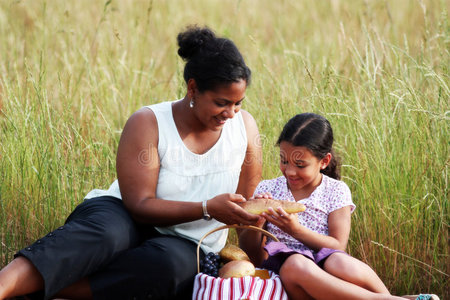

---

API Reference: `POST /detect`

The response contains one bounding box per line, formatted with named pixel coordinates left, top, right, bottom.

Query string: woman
left=0, top=26, right=261, bottom=300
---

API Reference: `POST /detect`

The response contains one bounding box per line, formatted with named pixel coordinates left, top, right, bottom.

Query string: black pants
left=16, top=196, right=200, bottom=300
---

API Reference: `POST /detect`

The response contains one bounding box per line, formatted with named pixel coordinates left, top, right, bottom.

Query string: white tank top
left=84, top=100, right=248, bottom=253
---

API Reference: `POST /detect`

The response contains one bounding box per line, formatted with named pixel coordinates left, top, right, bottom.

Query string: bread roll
left=254, top=269, right=270, bottom=279
left=218, top=260, right=255, bottom=278
left=219, top=245, right=250, bottom=263
left=239, top=198, right=306, bottom=215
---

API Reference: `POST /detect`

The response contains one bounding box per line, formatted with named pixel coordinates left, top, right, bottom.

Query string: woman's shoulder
left=239, top=109, right=255, bottom=124
left=238, top=109, right=258, bottom=138
left=144, top=100, right=173, bottom=113
left=119, top=106, right=160, bottom=152
left=126, top=100, right=176, bottom=131
left=125, top=107, right=158, bottom=131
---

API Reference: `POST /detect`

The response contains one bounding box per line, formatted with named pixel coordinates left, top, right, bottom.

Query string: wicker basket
left=193, top=224, right=287, bottom=300
left=196, top=224, right=279, bottom=273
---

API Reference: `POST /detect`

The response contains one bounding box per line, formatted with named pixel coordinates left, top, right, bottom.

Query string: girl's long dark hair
left=277, top=113, right=341, bottom=180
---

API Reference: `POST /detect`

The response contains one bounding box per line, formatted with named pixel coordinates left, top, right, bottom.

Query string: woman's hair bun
left=176, top=24, right=251, bottom=91
left=177, top=25, right=216, bottom=60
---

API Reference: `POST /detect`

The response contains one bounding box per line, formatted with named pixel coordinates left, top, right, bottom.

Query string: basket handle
left=196, top=224, right=280, bottom=273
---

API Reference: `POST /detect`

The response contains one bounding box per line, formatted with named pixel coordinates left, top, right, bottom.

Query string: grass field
left=0, top=0, right=448, bottom=298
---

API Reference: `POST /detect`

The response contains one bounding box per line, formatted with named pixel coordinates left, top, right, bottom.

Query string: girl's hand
left=207, top=193, right=260, bottom=225
left=249, top=193, right=271, bottom=227
left=262, top=207, right=300, bottom=236
left=253, top=192, right=273, bottom=199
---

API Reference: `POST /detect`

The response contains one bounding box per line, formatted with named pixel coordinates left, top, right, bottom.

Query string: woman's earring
left=189, top=98, right=194, bottom=108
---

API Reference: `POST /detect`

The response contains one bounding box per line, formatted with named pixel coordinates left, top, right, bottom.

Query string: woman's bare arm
left=234, top=110, right=268, bottom=265
left=116, top=108, right=201, bottom=225
left=117, top=108, right=259, bottom=226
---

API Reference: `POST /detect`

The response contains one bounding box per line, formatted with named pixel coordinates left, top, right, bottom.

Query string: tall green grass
left=0, top=0, right=448, bottom=297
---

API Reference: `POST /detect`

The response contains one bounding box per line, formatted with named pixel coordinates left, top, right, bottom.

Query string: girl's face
left=189, top=79, right=247, bottom=131
left=279, top=141, right=330, bottom=196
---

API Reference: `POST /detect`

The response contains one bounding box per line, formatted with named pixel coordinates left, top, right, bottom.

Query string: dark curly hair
left=177, top=25, right=251, bottom=92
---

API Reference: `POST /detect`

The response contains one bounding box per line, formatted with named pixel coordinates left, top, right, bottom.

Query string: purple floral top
left=254, top=175, right=355, bottom=253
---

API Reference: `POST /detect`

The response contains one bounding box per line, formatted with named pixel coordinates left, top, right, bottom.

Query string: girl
left=239, top=113, right=438, bottom=300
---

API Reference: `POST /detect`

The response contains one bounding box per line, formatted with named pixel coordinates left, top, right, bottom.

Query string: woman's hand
left=253, top=215, right=266, bottom=228
left=262, top=207, right=301, bottom=236
left=207, top=193, right=260, bottom=225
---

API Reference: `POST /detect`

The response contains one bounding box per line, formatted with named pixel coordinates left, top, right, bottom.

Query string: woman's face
left=279, top=141, right=327, bottom=195
left=192, top=79, right=247, bottom=131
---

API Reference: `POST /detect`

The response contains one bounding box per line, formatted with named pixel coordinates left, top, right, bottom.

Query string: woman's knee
left=101, top=237, right=191, bottom=280
left=100, top=221, right=139, bottom=250
left=90, top=237, right=197, bottom=300
left=68, top=202, right=140, bottom=252
left=143, top=236, right=197, bottom=278
left=130, top=237, right=197, bottom=293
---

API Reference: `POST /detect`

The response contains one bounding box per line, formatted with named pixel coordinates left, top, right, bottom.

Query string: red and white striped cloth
left=192, top=270, right=288, bottom=300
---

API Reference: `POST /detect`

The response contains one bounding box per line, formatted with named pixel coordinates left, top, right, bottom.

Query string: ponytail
left=321, top=149, right=340, bottom=180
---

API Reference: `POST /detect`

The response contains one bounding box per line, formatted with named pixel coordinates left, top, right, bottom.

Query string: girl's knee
left=324, top=253, right=370, bottom=283
left=279, top=255, right=317, bottom=300
left=280, top=254, right=317, bottom=282
left=323, top=253, right=351, bottom=271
